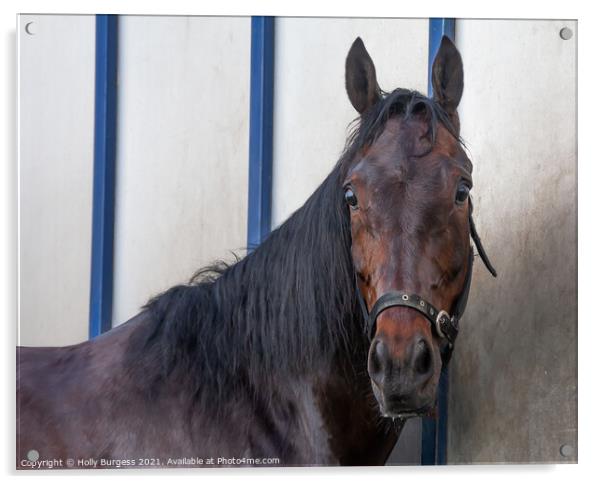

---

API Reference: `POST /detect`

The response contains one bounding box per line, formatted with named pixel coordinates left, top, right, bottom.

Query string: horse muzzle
left=367, top=325, right=440, bottom=418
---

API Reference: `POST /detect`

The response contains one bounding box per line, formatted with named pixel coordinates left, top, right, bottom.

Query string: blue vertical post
left=427, top=18, right=455, bottom=98
left=247, top=16, right=275, bottom=249
left=421, top=17, right=455, bottom=465
left=89, top=14, right=118, bottom=338
left=435, top=366, right=450, bottom=464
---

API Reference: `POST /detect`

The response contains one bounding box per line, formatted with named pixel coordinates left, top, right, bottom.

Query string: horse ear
left=345, top=37, right=381, bottom=114
left=431, top=36, right=464, bottom=113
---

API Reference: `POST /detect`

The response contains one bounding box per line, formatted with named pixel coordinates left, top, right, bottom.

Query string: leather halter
left=355, top=201, right=497, bottom=364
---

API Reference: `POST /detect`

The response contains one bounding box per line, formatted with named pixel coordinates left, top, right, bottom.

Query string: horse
left=17, top=36, right=496, bottom=468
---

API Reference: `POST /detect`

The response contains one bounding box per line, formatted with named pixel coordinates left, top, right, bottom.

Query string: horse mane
left=124, top=88, right=456, bottom=413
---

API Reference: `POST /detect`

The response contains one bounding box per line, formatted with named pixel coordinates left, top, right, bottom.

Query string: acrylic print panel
left=17, top=15, right=577, bottom=468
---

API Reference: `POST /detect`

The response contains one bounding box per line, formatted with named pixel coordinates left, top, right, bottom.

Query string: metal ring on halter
left=435, top=310, right=451, bottom=339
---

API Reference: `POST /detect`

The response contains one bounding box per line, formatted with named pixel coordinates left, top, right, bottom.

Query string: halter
left=355, top=203, right=497, bottom=364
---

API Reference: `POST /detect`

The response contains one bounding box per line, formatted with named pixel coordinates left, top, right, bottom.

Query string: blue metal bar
left=436, top=365, right=449, bottom=464
left=247, top=16, right=275, bottom=249
left=421, top=17, right=455, bottom=465
left=421, top=415, right=437, bottom=465
left=428, top=18, right=456, bottom=97
left=421, top=367, right=449, bottom=465
left=89, top=14, right=118, bottom=339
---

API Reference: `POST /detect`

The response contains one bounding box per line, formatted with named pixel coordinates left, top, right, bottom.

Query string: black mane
left=126, top=89, right=456, bottom=412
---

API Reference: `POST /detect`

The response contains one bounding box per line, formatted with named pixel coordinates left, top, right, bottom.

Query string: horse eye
left=455, top=183, right=470, bottom=204
left=344, top=187, right=359, bottom=209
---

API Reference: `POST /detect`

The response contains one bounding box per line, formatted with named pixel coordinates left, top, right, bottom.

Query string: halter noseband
left=355, top=205, right=496, bottom=364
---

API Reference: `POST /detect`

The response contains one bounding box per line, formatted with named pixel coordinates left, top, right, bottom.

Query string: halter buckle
left=435, top=310, right=451, bottom=339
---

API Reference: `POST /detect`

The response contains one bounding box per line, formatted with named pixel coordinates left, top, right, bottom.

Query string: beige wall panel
left=112, top=16, right=250, bottom=326
left=19, top=14, right=95, bottom=346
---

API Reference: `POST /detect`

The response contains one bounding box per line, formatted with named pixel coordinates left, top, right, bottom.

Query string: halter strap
left=368, top=293, right=459, bottom=342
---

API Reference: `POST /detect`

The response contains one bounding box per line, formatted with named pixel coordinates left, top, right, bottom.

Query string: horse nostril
left=368, top=339, right=387, bottom=384
left=413, top=339, right=432, bottom=376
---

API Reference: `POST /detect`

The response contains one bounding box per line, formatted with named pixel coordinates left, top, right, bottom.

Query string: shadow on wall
left=448, top=107, right=576, bottom=465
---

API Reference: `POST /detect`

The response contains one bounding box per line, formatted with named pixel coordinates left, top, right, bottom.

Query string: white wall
left=112, top=16, right=251, bottom=326
left=18, top=14, right=95, bottom=346
left=449, top=19, right=577, bottom=463
left=271, top=18, right=429, bottom=227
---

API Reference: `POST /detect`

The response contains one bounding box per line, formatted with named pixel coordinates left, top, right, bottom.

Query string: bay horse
left=17, top=36, right=496, bottom=468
